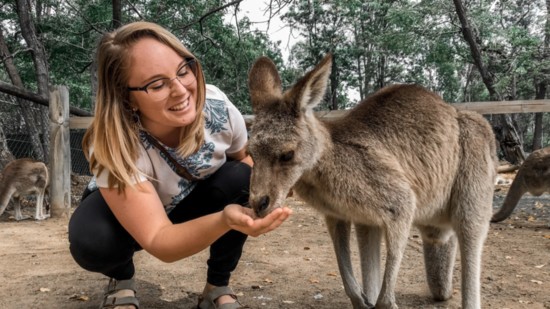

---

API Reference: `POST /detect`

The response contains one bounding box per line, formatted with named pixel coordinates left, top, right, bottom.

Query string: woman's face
left=127, top=37, right=198, bottom=140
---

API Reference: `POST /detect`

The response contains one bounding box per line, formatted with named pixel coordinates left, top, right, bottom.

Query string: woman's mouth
left=168, top=100, right=189, bottom=111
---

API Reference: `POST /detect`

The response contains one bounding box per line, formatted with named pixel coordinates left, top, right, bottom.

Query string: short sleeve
left=225, top=101, right=248, bottom=154
left=205, top=85, right=248, bottom=154
left=91, top=144, right=151, bottom=188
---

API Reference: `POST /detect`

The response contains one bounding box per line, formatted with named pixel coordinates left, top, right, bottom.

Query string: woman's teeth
left=169, top=101, right=189, bottom=111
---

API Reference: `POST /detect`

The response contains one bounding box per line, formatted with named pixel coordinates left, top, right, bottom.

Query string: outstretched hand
left=223, top=204, right=292, bottom=237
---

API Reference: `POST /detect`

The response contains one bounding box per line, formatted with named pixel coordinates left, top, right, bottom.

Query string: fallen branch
left=497, top=164, right=520, bottom=173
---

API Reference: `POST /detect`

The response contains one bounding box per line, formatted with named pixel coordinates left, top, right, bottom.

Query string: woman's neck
left=146, top=127, right=181, bottom=148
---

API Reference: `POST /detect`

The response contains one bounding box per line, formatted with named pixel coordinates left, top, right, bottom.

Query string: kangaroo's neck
left=306, top=114, right=331, bottom=162
left=294, top=115, right=334, bottom=189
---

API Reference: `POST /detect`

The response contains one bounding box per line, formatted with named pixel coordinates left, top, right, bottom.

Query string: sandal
left=99, top=278, right=140, bottom=308
left=197, top=286, right=244, bottom=309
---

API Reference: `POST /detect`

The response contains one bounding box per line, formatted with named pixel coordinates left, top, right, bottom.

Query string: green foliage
left=1, top=0, right=549, bottom=150
left=1, top=0, right=284, bottom=113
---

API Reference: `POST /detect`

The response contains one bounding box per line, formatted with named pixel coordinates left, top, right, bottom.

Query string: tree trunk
left=112, top=0, right=122, bottom=28
left=16, top=0, right=50, bottom=163
left=452, top=0, right=526, bottom=164
left=533, top=81, right=547, bottom=151
left=329, top=54, right=338, bottom=110
left=0, top=125, right=15, bottom=170
left=533, top=0, right=550, bottom=151
left=0, top=27, right=46, bottom=162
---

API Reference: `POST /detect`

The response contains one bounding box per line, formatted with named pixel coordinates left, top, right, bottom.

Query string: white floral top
left=88, top=84, right=248, bottom=213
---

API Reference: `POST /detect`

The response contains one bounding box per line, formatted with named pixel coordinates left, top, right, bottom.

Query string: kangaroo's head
left=247, top=54, right=332, bottom=217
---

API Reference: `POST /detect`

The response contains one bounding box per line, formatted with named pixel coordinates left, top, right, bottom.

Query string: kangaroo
left=0, top=158, right=49, bottom=221
left=247, top=54, right=497, bottom=309
left=491, top=147, right=550, bottom=222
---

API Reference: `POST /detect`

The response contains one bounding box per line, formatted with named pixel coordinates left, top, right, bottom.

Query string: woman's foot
left=100, top=278, right=139, bottom=309
left=199, top=284, right=241, bottom=308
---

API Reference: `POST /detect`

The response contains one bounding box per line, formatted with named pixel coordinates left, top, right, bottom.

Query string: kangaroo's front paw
left=362, top=295, right=375, bottom=309
left=35, top=214, right=50, bottom=221
left=375, top=301, right=398, bottom=309
left=351, top=296, right=375, bottom=309
left=14, top=214, right=31, bottom=221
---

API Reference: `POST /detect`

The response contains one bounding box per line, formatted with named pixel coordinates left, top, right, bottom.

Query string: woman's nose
left=170, top=77, right=189, bottom=97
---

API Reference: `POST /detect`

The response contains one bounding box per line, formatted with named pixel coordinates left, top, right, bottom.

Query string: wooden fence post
left=49, top=86, right=71, bottom=219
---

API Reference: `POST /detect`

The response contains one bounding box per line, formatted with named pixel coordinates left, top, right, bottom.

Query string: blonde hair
left=83, top=21, right=206, bottom=192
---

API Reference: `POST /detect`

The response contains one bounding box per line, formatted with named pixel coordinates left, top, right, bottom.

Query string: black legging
left=68, top=160, right=250, bottom=286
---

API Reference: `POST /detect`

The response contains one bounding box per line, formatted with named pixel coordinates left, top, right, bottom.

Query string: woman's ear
left=125, top=100, right=138, bottom=112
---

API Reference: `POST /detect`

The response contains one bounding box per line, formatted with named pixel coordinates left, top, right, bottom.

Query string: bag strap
left=141, top=131, right=199, bottom=182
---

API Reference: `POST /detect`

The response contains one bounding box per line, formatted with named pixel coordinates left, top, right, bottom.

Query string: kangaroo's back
left=323, top=84, right=465, bottom=212
left=0, top=158, right=49, bottom=218
left=1, top=158, right=49, bottom=195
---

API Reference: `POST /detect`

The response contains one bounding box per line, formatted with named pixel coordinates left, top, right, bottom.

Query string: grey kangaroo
left=492, top=147, right=550, bottom=222
left=0, top=158, right=49, bottom=221
left=247, top=54, right=497, bottom=309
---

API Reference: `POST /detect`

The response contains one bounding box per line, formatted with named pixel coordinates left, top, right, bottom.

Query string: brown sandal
left=197, top=286, right=244, bottom=309
left=100, top=278, right=140, bottom=308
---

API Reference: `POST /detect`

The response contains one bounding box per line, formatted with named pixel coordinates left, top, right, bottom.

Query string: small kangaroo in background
left=492, top=147, right=550, bottom=222
left=247, top=54, right=497, bottom=309
left=0, top=158, right=49, bottom=221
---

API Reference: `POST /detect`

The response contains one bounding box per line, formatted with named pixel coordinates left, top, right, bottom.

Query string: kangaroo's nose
left=256, top=195, right=270, bottom=215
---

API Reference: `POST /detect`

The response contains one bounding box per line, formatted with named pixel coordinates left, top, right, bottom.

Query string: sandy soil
left=0, top=177, right=549, bottom=309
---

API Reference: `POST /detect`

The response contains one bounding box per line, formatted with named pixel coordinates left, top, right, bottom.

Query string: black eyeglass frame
left=127, top=57, right=197, bottom=93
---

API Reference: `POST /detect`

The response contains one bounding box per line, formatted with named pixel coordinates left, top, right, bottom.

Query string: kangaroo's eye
left=279, top=151, right=294, bottom=162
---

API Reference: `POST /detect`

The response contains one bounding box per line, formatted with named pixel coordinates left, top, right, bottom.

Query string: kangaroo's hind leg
left=355, top=224, right=382, bottom=303
left=34, top=189, right=49, bottom=220
left=418, top=225, right=457, bottom=301
left=453, top=204, right=490, bottom=309
left=0, top=187, right=16, bottom=217
left=376, top=217, right=413, bottom=309
left=452, top=111, right=495, bottom=309
left=452, top=190, right=491, bottom=309
left=326, top=216, right=374, bottom=309
left=13, top=195, right=29, bottom=221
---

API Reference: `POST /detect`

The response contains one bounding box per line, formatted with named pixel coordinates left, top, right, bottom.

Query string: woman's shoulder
left=205, top=84, right=226, bottom=101
left=205, top=84, right=240, bottom=114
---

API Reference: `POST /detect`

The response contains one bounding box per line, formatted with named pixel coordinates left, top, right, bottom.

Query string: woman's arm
left=227, top=147, right=253, bottom=167
left=99, top=181, right=289, bottom=263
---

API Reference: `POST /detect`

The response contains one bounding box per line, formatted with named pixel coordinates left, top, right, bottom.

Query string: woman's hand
left=222, top=204, right=292, bottom=237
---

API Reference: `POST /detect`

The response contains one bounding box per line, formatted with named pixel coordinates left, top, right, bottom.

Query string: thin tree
left=532, top=0, right=550, bottom=151
left=452, top=0, right=526, bottom=164
left=0, top=26, right=46, bottom=162
left=0, top=121, right=15, bottom=169
left=14, top=0, right=51, bottom=162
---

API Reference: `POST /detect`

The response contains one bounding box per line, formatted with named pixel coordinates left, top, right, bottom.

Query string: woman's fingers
left=249, top=207, right=292, bottom=236
left=223, top=204, right=292, bottom=237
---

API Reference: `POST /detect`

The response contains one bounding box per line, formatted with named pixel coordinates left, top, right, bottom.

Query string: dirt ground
left=0, top=175, right=549, bottom=309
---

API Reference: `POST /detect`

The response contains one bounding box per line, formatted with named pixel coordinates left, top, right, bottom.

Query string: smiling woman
left=126, top=38, right=199, bottom=145
left=66, top=21, right=291, bottom=309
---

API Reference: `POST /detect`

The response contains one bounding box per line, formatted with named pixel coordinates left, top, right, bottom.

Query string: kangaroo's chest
left=293, top=167, right=394, bottom=225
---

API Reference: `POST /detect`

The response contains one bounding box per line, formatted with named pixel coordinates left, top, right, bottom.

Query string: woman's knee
left=209, top=161, right=251, bottom=205
left=68, top=191, right=136, bottom=270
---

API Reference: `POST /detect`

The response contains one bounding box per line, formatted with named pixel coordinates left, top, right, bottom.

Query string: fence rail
left=68, top=99, right=550, bottom=129
left=46, top=93, right=550, bottom=219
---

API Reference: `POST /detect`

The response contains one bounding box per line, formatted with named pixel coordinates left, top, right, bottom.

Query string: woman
left=68, top=21, right=291, bottom=309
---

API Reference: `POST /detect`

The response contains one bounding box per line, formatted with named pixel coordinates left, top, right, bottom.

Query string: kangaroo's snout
left=253, top=195, right=270, bottom=217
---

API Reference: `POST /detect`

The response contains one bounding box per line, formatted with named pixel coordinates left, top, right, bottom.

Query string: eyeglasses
left=128, top=57, right=197, bottom=102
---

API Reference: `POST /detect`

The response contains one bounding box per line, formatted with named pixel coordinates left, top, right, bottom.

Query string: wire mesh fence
left=0, top=93, right=91, bottom=175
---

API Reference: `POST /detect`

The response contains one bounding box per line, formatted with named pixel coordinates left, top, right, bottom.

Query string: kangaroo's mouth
left=250, top=195, right=283, bottom=218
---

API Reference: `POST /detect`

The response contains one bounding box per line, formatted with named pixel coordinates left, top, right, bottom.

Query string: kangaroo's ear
left=287, top=53, right=332, bottom=113
left=248, top=56, right=283, bottom=111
